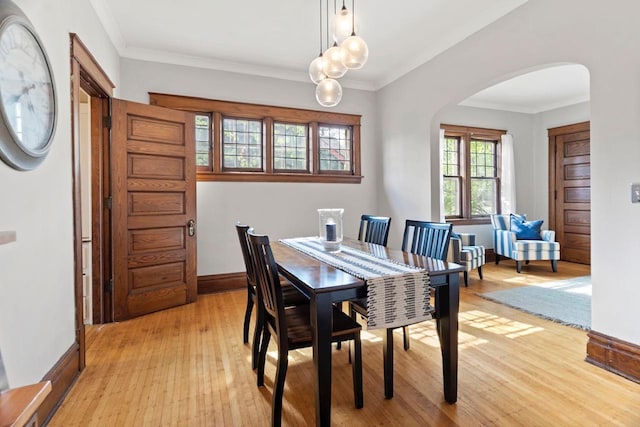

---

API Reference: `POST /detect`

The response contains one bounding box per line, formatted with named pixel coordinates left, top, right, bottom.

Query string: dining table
left=271, top=237, right=464, bottom=427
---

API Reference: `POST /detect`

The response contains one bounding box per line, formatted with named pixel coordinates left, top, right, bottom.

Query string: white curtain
left=501, top=133, right=517, bottom=214
left=439, top=129, right=446, bottom=222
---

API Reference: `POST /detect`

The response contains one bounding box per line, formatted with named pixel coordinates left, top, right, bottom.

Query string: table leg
left=311, top=293, right=333, bottom=427
left=435, top=273, right=459, bottom=403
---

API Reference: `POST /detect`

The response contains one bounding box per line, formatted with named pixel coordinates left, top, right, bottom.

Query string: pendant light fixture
left=316, top=78, right=343, bottom=107
left=331, top=1, right=355, bottom=44
left=321, top=0, right=347, bottom=79
left=308, top=0, right=367, bottom=107
left=339, top=0, right=368, bottom=69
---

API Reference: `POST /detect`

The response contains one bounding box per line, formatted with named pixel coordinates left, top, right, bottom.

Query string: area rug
left=479, top=276, right=591, bottom=330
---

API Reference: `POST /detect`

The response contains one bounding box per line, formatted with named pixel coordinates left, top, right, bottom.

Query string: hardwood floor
left=49, top=261, right=640, bottom=426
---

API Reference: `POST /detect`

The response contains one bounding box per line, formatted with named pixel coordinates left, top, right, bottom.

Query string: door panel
left=112, top=99, right=196, bottom=321
left=549, top=122, right=590, bottom=265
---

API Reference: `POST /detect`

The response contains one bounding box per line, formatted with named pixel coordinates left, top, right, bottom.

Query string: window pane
left=443, top=137, right=460, bottom=176
left=471, top=178, right=498, bottom=216
left=443, top=177, right=461, bottom=216
left=319, top=125, right=352, bottom=171
left=222, top=117, right=263, bottom=170
left=195, top=114, right=210, bottom=167
left=470, top=139, right=497, bottom=178
left=273, top=122, right=308, bottom=171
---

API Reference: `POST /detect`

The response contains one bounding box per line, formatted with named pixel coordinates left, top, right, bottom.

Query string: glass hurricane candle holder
left=317, top=208, right=344, bottom=252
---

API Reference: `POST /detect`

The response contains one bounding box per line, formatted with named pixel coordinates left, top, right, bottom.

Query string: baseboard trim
left=198, top=272, right=245, bottom=294
left=586, top=330, right=640, bottom=384
left=39, top=342, right=80, bottom=425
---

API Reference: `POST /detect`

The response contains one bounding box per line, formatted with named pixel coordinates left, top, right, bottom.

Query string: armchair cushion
left=510, top=214, right=543, bottom=240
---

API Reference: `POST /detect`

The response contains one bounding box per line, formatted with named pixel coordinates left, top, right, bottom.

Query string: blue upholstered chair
left=491, top=214, right=560, bottom=273
left=450, top=233, right=485, bottom=286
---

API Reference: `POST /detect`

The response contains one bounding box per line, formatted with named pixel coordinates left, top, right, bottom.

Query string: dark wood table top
left=272, top=237, right=464, bottom=294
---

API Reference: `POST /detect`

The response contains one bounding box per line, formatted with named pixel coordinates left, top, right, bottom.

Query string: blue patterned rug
left=479, top=276, right=591, bottom=330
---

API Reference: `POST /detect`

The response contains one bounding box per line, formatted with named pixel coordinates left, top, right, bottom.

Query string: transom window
left=195, top=114, right=211, bottom=168
left=441, top=124, right=504, bottom=223
left=319, top=125, right=351, bottom=172
left=273, top=122, right=308, bottom=171
left=222, top=117, right=263, bottom=170
left=150, top=93, right=362, bottom=183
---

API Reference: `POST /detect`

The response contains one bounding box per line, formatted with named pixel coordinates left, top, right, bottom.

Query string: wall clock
left=0, top=0, right=56, bottom=171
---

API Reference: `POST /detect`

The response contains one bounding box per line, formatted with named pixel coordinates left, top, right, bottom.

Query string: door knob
left=187, top=219, right=196, bottom=236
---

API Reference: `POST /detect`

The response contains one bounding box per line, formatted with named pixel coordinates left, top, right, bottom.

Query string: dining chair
left=248, top=230, right=363, bottom=426
left=235, top=224, right=308, bottom=370
left=350, top=219, right=452, bottom=398
left=358, top=215, right=392, bottom=246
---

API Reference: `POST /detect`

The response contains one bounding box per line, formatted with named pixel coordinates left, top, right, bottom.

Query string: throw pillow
left=510, top=214, right=543, bottom=240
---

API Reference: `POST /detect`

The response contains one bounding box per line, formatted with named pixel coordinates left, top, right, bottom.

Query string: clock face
left=0, top=19, right=55, bottom=155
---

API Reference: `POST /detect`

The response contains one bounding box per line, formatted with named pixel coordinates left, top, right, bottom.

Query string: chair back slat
left=358, top=215, right=392, bottom=246
left=401, top=220, right=453, bottom=260
left=235, top=224, right=257, bottom=287
left=247, top=231, right=287, bottom=337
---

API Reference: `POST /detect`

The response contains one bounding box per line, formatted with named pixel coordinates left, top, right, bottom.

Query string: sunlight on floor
left=461, top=310, right=544, bottom=338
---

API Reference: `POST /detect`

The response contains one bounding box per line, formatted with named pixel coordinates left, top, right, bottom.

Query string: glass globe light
left=322, top=44, right=348, bottom=79
left=309, top=55, right=326, bottom=84
left=316, top=78, right=343, bottom=107
left=340, top=35, right=369, bottom=69
left=331, top=6, right=356, bottom=44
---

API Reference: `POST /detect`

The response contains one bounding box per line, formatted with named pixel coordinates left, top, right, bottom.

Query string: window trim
left=150, top=93, right=362, bottom=183
left=441, top=124, right=505, bottom=225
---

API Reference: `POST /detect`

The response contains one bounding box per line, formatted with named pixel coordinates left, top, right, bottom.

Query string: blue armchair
left=491, top=214, right=560, bottom=273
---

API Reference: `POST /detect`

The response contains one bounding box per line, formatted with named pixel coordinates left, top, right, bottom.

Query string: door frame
left=70, top=34, right=115, bottom=369
left=548, top=121, right=590, bottom=262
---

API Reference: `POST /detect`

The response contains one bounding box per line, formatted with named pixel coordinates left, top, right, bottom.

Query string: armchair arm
left=541, top=230, right=555, bottom=242
left=448, top=237, right=462, bottom=263
left=493, top=229, right=516, bottom=257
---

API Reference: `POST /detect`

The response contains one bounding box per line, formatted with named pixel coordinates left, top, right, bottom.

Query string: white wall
left=0, top=0, right=119, bottom=387
left=377, top=0, right=640, bottom=345
left=119, top=58, right=379, bottom=275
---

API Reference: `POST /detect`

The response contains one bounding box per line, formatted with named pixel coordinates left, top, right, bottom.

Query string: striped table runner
left=280, top=237, right=434, bottom=330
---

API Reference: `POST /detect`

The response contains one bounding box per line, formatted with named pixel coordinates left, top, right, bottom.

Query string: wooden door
left=549, top=122, right=590, bottom=265
left=111, top=99, right=197, bottom=321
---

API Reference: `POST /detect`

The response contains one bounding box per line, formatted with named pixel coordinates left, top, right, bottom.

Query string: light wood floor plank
left=49, top=261, right=640, bottom=426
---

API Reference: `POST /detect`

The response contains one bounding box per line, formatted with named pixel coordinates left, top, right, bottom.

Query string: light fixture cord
left=326, top=0, right=330, bottom=50
left=351, top=0, right=356, bottom=36
left=319, top=0, right=323, bottom=55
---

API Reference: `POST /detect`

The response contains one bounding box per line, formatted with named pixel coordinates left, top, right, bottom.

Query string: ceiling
left=460, top=64, right=590, bottom=113
left=89, top=0, right=590, bottom=113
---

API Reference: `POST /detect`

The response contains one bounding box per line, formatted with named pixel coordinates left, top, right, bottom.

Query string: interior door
left=549, top=121, right=590, bottom=265
left=111, top=99, right=197, bottom=321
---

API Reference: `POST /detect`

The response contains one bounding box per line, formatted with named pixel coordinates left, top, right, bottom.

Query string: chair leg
left=336, top=301, right=343, bottom=350
left=383, top=328, right=394, bottom=399
left=252, top=303, right=264, bottom=370
left=525, top=260, right=530, bottom=265
left=516, top=260, right=522, bottom=273
left=495, top=254, right=500, bottom=264
left=478, top=265, right=483, bottom=280
left=551, top=259, right=558, bottom=272
left=402, top=326, right=410, bottom=351
left=257, top=328, right=271, bottom=387
left=463, top=271, right=469, bottom=287
left=271, top=346, right=288, bottom=427
left=351, top=336, right=364, bottom=409
left=243, top=288, right=254, bottom=344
